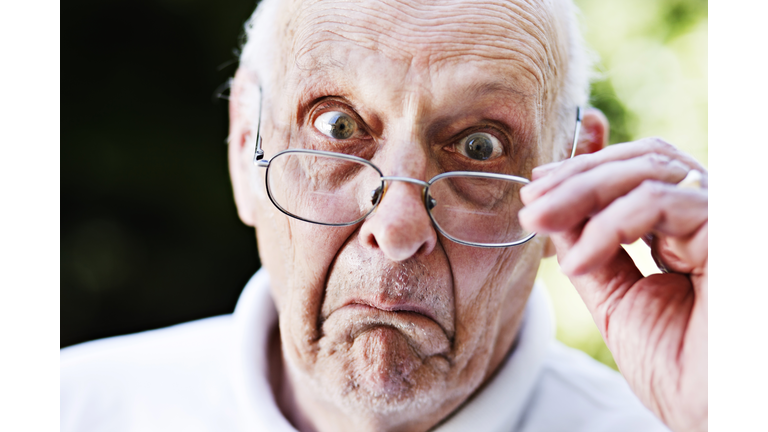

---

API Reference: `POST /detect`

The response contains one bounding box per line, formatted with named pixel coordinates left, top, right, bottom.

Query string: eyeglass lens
left=266, top=152, right=532, bottom=245
left=428, top=175, right=531, bottom=245
left=267, top=151, right=381, bottom=225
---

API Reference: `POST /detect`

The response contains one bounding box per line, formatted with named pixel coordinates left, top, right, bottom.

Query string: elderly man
left=61, top=0, right=707, bottom=431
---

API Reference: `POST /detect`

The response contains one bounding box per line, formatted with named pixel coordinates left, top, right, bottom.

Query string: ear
left=574, top=107, right=609, bottom=156
left=228, top=68, right=260, bottom=227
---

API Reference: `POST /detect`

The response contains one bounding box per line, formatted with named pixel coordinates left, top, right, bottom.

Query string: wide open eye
left=314, top=111, right=358, bottom=140
left=456, top=132, right=503, bottom=161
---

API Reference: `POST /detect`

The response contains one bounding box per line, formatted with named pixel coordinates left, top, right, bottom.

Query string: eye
left=456, top=132, right=503, bottom=161
left=314, top=111, right=358, bottom=140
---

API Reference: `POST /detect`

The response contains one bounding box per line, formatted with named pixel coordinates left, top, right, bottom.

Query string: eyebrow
left=292, top=51, right=345, bottom=85
left=461, top=80, right=532, bottom=102
left=291, top=57, right=346, bottom=95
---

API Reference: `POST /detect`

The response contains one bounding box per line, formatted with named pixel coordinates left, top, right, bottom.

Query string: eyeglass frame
left=251, top=87, right=583, bottom=248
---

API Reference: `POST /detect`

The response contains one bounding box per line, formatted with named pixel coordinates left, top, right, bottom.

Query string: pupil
left=465, top=135, right=493, bottom=160
left=329, top=114, right=355, bottom=139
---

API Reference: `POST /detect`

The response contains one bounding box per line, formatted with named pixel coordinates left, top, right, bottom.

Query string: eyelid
left=311, top=100, right=364, bottom=127
left=310, top=100, right=370, bottom=139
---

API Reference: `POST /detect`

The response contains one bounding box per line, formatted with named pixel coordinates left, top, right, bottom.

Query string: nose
left=359, top=180, right=437, bottom=261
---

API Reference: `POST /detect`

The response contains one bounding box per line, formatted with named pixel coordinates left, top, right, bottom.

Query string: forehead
left=278, top=0, right=562, bottom=104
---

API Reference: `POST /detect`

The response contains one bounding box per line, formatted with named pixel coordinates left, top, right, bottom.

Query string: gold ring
left=677, top=169, right=703, bottom=190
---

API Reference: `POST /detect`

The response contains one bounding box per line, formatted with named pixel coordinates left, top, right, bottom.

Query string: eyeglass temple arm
left=570, top=106, right=582, bottom=159
left=253, top=85, right=265, bottom=165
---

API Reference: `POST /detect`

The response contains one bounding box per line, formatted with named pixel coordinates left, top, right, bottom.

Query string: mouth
left=324, top=303, right=451, bottom=358
left=346, top=300, right=441, bottom=328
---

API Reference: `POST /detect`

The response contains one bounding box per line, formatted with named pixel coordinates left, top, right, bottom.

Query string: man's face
left=231, top=0, right=565, bottom=427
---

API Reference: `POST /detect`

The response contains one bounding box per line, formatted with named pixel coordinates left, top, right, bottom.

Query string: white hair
left=549, top=0, right=596, bottom=160
left=235, top=0, right=285, bottom=131
left=239, top=0, right=281, bottom=93
left=237, top=0, right=594, bottom=159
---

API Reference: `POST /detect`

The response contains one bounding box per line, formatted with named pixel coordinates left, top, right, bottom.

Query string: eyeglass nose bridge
left=371, top=176, right=433, bottom=209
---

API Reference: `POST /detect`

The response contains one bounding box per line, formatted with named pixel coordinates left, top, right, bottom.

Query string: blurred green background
left=61, top=0, right=708, bottom=372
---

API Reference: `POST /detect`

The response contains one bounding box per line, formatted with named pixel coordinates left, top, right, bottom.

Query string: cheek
left=287, top=222, right=355, bottom=288
left=255, top=198, right=357, bottom=360
left=446, top=242, right=541, bottom=348
left=256, top=203, right=355, bottom=305
left=448, top=246, right=522, bottom=307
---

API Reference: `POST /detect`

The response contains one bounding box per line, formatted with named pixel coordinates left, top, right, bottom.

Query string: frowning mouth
left=347, top=300, right=440, bottom=325
left=324, top=304, right=452, bottom=357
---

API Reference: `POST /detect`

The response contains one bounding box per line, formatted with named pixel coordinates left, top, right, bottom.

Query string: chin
left=310, top=324, right=453, bottom=418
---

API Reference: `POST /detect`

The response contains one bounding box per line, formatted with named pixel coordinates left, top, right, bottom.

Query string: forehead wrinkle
left=286, top=0, right=561, bottom=92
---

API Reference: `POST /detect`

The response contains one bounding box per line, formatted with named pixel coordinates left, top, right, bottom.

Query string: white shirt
left=61, top=269, right=670, bottom=431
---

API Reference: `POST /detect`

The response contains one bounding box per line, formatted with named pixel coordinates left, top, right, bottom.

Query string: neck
left=267, top=326, right=316, bottom=432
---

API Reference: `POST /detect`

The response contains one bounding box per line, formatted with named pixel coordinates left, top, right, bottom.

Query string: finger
left=529, top=160, right=563, bottom=180
left=653, top=221, right=708, bottom=275
left=550, top=223, right=695, bottom=370
left=559, top=180, right=708, bottom=276
left=548, top=225, right=645, bottom=335
left=519, top=153, right=690, bottom=234
left=524, top=137, right=706, bottom=202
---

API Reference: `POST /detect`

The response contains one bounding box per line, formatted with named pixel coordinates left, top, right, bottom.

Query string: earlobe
left=576, top=107, right=609, bottom=156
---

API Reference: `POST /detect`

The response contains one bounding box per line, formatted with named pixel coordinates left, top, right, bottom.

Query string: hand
left=519, top=137, right=708, bottom=432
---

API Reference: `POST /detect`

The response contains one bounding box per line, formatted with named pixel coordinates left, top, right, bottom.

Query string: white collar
left=230, top=269, right=554, bottom=431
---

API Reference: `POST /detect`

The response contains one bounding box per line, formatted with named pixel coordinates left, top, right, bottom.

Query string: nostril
left=415, top=242, right=431, bottom=257
left=359, top=181, right=438, bottom=261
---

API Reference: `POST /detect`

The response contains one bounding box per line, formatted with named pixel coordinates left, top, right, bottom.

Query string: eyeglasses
left=252, top=90, right=582, bottom=248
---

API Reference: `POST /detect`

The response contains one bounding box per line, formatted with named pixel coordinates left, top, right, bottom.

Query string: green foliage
left=659, top=0, right=709, bottom=42
left=589, top=78, right=636, bottom=145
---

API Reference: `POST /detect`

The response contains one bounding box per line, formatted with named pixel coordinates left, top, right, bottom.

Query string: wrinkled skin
left=520, top=138, right=708, bottom=432
left=228, top=1, right=707, bottom=432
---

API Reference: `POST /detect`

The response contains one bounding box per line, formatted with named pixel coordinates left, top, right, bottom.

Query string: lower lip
left=323, top=304, right=450, bottom=357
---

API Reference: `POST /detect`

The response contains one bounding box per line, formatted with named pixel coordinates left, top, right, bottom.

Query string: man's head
left=228, top=0, right=605, bottom=430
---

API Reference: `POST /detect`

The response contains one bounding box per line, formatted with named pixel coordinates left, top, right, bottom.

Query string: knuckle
left=644, top=152, right=672, bottom=168
left=570, top=152, right=595, bottom=170
left=553, top=156, right=581, bottom=177
left=644, top=137, right=677, bottom=155
left=566, top=152, right=586, bottom=165
left=615, top=226, right=635, bottom=245
left=637, top=179, right=667, bottom=199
